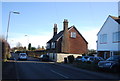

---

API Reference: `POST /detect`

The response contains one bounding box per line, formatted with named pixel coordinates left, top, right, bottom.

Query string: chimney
left=63, top=19, right=68, bottom=31
left=53, top=24, right=57, bottom=36
left=62, top=19, right=69, bottom=53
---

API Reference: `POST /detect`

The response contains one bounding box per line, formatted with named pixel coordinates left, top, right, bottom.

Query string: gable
left=97, top=15, right=119, bottom=36
left=47, top=26, right=88, bottom=44
left=69, top=27, right=88, bottom=44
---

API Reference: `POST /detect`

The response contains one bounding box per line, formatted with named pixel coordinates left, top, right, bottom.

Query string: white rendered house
left=97, top=15, right=120, bottom=59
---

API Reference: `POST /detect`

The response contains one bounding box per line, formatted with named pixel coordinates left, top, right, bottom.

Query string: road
left=2, top=53, right=120, bottom=80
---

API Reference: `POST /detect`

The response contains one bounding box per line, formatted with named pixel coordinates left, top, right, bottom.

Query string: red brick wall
left=68, top=27, right=88, bottom=54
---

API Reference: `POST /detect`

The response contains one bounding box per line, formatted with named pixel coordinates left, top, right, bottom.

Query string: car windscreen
left=84, top=57, right=89, bottom=59
left=20, top=54, right=26, bottom=56
left=98, top=57, right=104, bottom=60
left=106, top=56, right=120, bottom=61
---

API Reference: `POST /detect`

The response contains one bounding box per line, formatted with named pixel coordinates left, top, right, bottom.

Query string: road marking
left=51, top=70, right=69, bottom=79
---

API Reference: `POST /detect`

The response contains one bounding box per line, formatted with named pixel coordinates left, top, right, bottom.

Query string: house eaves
left=97, top=15, right=119, bottom=35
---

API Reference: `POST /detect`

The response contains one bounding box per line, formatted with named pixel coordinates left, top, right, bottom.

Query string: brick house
left=46, top=19, right=88, bottom=62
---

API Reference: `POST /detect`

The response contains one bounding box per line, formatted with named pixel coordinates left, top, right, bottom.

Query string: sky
left=2, top=2, right=118, bottom=49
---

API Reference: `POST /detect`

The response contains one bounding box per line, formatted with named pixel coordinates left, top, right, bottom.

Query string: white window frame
left=71, top=32, right=76, bottom=38
left=51, top=42, right=55, bottom=48
left=100, top=34, right=107, bottom=44
left=113, top=31, right=120, bottom=42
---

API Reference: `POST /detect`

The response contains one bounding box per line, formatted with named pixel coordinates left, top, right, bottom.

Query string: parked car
left=39, top=54, right=49, bottom=61
left=76, top=56, right=90, bottom=62
left=98, top=55, right=120, bottom=72
left=87, top=56, right=104, bottom=63
left=18, top=53, right=27, bottom=60
left=75, top=56, right=82, bottom=61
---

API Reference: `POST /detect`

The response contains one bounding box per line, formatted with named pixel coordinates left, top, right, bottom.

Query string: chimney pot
left=64, top=19, right=68, bottom=23
left=54, top=24, right=57, bottom=27
left=63, top=19, right=68, bottom=31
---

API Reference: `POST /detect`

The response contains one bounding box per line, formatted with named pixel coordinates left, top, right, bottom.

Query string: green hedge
left=74, top=61, right=99, bottom=72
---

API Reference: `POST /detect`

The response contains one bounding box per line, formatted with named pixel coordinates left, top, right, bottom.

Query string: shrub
left=67, top=55, right=75, bottom=63
left=86, top=61, right=92, bottom=64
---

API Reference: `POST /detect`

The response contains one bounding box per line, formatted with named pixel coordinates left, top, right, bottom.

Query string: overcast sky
left=2, top=2, right=118, bottom=49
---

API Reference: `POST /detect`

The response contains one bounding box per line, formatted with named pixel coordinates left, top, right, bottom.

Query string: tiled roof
left=47, top=27, right=72, bottom=43
left=47, top=31, right=63, bottom=43
left=110, top=15, right=120, bottom=24
left=47, top=27, right=88, bottom=44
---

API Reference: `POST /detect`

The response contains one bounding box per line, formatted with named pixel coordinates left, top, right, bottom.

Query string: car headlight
left=105, top=63, right=112, bottom=66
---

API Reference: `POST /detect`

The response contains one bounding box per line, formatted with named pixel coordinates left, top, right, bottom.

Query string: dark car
left=87, top=56, right=104, bottom=64
left=98, top=55, right=120, bottom=72
left=39, top=54, right=49, bottom=61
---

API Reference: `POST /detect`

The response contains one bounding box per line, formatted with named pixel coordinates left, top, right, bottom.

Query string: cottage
left=46, top=19, right=88, bottom=62
left=97, top=15, right=120, bottom=59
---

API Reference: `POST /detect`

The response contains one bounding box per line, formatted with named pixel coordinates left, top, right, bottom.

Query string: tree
left=16, top=42, right=22, bottom=47
left=31, top=47, right=36, bottom=51
left=37, top=45, right=41, bottom=49
left=88, top=49, right=97, bottom=55
left=42, top=46, right=45, bottom=50
left=28, top=43, right=31, bottom=50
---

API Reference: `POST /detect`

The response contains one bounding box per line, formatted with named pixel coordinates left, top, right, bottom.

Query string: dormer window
left=51, top=42, right=55, bottom=48
left=71, top=32, right=76, bottom=38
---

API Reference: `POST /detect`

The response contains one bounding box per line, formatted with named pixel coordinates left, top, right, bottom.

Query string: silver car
left=76, top=56, right=90, bottom=62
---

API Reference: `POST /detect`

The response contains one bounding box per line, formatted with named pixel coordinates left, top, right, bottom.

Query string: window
left=113, top=31, right=120, bottom=42
left=51, top=42, right=55, bottom=48
left=46, top=43, right=50, bottom=49
left=71, top=32, right=76, bottom=38
left=100, top=34, right=107, bottom=44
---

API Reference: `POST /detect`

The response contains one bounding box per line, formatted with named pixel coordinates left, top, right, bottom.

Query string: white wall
left=97, top=16, right=119, bottom=51
left=57, top=53, right=82, bottom=62
left=48, top=53, right=82, bottom=62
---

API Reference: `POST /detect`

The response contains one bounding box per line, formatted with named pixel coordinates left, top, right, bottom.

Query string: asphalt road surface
left=2, top=53, right=120, bottom=80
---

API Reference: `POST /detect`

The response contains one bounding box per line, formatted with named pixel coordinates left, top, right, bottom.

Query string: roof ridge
left=109, top=15, right=120, bottom=20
